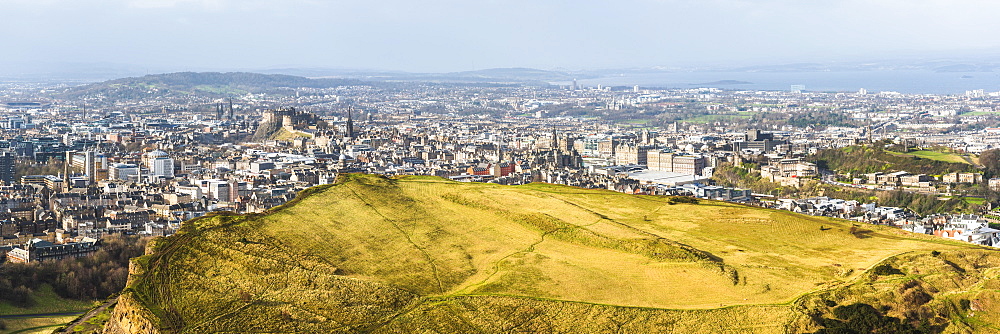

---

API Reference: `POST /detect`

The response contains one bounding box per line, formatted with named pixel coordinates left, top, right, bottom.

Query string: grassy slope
left=813, top=145, right=974, bottom=175
left=120, top=174, right=999, bottom=333
left=0, top=285, right=94, bottom=316
left=0, top=285, right=92, bottom=334
left=269, top=127, right=311, bottom=141
left=887, top=150, right=972, bottom=165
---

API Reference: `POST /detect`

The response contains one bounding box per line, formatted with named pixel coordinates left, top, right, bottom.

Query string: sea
left=557, top=70, right=1000, bottom=95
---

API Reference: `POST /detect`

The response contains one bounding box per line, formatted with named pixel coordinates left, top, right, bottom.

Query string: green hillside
left=811, top=145, right=976, bottom=175
left=106, top=174, right=1000, bottom=333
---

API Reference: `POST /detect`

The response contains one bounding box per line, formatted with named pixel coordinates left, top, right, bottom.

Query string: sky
left=3, top=0, right=1000, bottom=73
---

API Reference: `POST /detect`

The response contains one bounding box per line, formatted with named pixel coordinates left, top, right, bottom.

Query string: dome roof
left=145, top=150, right=169, bottom=158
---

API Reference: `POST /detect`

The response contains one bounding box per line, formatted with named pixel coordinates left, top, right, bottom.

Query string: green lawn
left=0, top=285, right=94, bottom=316
left=964, top=197, right=987, bottom=205
left=962, top=111, right=1000, bottom=116
left=886, top=150, right=972, bottom=164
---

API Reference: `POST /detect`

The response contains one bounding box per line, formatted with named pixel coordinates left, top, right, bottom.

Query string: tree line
left=0, top=234, right=148, bottom=307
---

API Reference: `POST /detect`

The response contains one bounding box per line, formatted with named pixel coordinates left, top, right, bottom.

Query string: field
left=0, top=285, right=93, bottom=334
left=109, top=174, right=1000, bottom=333
left=0, top=285, right=94, bottom=316
left=965, top=197, right=988, bottom=205
left=962, top=111, right=1000, bottom=117
left=0, top=315, right=78, bottom=334
left=887, top=150, right=975, bottom=165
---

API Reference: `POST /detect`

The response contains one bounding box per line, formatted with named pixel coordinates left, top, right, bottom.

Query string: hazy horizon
left=4, top=0, right=1000, bottom=75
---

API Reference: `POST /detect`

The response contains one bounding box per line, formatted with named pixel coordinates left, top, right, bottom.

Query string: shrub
left=667, top=196, right=699, bottom=205
left=871, top=264, right=904, bottom=276
left=813, top=303, right=922, bottom=334
left=902, top=289, right=932, bottom=307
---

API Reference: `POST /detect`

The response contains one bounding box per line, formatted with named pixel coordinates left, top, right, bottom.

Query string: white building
left=934, top=215, right=1000, bottom=246
left=109, top=163, right=139, bottom=181
left=150, top=157, right=174, bottom=177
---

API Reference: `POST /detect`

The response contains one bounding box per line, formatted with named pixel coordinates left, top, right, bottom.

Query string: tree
left=10, top=285, right=34, bottom=307
left=981, top=149, right=1000, bottom=177
left=813, top=303, right=922, bottom=334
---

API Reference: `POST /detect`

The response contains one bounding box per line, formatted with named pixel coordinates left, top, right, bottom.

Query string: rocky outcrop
left=103, top=256, right=163, bottom=334
left=102, top=292, right=162, bottom=334
left=250, top=107, right=325, bottom=141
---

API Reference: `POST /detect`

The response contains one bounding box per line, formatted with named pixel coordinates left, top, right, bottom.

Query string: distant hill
left=444, top=67, right=585, bottom=82
left=52, top=72, right=367, bottom=101
left=101, top=72, right=360, bottom=88
left=105, top=174, right=999, bottom=333
left=47, top=70, right=581, bottom=104
left=265, top=67, right=592, bottom=84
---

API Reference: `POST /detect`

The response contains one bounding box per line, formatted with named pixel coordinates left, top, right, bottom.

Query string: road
left=0, top=312, right=85, bottom=319
left=54, top=296, right=118, bottom=333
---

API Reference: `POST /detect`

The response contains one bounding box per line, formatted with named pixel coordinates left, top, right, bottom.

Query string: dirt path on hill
left=55, top=296, right=118, bottom=333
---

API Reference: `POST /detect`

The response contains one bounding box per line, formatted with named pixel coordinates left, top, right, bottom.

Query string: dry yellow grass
left=259, top=176, right=971, bottom=308
left=116, top=174, right=995, bottom=333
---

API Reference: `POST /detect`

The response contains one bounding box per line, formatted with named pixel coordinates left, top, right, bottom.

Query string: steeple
left=551, top=127, right=558, bottom=150
left=497, top=135, right=504, bottom=162
left=346, top=107, right=355, bottom=139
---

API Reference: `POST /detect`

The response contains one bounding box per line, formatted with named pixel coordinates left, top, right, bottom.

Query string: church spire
left=497, top=135, right=504, bottom=162
left=346, top=106, right=355, bottom=139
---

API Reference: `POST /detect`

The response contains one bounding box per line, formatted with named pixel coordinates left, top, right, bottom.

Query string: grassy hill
left=811, top=145, right=976, bottom=175
left=105, top=174, right=1000, bottom=333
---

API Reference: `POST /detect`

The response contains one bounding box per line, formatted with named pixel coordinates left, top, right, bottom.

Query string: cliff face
left=250, top=108, right=325, bottom=141
left=249, top=117, right=282, bottom=142
left=103, top=244, right=164, bottom=334
left=102, top=293, right=162, bottom=334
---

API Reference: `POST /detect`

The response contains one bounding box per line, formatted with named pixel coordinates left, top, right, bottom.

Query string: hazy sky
left=3, top=0, right=1000, bottom=72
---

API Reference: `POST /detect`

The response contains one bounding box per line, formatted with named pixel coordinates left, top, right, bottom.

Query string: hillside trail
left=55, top=296, right=118, bottom=333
